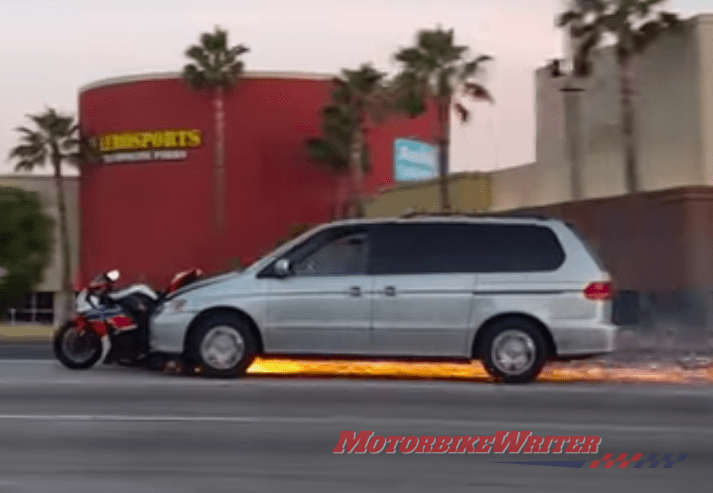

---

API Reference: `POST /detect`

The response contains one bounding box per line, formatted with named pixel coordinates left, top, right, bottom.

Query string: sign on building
left=393, top=138, right=438, bottom=182
left=88, top=129, right=203, bottom=164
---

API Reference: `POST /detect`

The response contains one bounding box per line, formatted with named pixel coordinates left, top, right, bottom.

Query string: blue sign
left=393, top=138, right=438, bottom=182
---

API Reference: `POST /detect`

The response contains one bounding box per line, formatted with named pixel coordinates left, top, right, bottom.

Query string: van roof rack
left=398, top=211, right=553, bottom=221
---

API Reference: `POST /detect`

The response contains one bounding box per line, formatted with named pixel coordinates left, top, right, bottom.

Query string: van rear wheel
left=480, top=319, right=548, bottom=384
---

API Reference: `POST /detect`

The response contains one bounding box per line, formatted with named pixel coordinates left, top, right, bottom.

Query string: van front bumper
left=150, top=311, right=196, bottom=354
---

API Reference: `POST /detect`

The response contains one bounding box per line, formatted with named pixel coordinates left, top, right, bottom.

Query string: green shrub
left=0, top=187, right=54, bottom=317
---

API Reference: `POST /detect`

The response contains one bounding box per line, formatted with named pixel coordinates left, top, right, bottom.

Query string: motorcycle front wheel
left=53, top=322, right=103, bottom=370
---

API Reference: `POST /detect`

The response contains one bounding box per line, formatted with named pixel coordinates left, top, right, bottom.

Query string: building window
left=4, top=292, right=55, bottom=325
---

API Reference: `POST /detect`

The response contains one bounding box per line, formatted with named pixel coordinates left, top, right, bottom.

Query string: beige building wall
left=489, top=163, right=539, bottom=212
left=533, top=63, right=570, bottom=206
left=0, top=175, right=80, bottom=293
left=364, top=173, right=492, bottom=218
left=699, top=16, right=713, bottom=185
left=634, top=17, right=704, bottom=192
left=525, top=14, right=713, bottom=207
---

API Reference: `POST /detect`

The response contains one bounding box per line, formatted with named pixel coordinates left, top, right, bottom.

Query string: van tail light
left=583, top=281, right=614, bottom=301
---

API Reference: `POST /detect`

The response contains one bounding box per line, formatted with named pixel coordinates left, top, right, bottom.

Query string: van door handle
left=384, top=286, right=396, bottom=296
left=349, top=286, right=361, bottom=297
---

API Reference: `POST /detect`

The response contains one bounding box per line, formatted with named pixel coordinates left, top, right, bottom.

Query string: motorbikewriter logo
left=332, top=431, right=688, bottom=468
left=333, top=431, right=602, bottom=455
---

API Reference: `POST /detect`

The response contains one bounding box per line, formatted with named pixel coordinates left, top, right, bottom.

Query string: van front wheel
left=185, top=314, right=257, bottom=378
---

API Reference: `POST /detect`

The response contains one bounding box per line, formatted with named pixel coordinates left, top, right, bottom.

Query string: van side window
left=257, top=226, right=370, bottom=278
left=368, top=223, right=565, bottom=275
left=292, top=232, right=369, bottom=276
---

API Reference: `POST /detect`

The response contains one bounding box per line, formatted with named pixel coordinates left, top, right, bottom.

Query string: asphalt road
left=0, top=356, right=709, bottom=493
left=0, top=342, right=52, bottom=360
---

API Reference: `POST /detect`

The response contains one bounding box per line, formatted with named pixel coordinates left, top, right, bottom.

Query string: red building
left=78, top=71, right=437, bottom=288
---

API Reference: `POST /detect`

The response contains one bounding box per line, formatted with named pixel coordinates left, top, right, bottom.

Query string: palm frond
left=639, top=0, right=668, bottom=15
left=577, top=0, right=607, bottom=14
left=182, top=64, right=206, bottom=88
left=394, top=47, right=424, bottom=65
left=306, top=138, right=349, bottom=172
left=228, top=44, right=250, bottom=58
left=393, top=27, right=491, bottom=120
left=559, top=0, right=679, bottom=74
left=659, top=11, right=680, bottom=28
left=461, top=55, right=493, bottom=81
left=453, top=102, right=469, bottom=122
left=557, top=10, right=583, bottom=27
left=633, top=20, right=663, bottom=51
left=600, top=13, right=621, bottom=31
left=14, top=126, right=38, bottom=138
left=8, top=108, right=79, bottom=172
left=569, top=22, right=597, bottom=38
left=13, top=158, right=44, bottom=172
left=183, top=27, right=249, bottom=91
left=185, top=45, right=210, bottom=68
left=306, top=62, right=388, bottom=178
left=8, top=144, right=44, bottom=159
left=463, top=83, right=493, bottom=103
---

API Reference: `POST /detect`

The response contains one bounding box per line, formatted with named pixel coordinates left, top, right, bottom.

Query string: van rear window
left=565, top=223, right=608, bottom=271
left=369, top=222, right=566, bottom=275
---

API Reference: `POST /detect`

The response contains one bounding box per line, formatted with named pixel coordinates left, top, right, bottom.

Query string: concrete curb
left=0, top=325, right=55, bottom=344
left=0, top=337, right=52, bottom=344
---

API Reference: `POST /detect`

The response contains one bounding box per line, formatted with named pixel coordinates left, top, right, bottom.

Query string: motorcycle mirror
left=106, top=270, right=120, bottom=282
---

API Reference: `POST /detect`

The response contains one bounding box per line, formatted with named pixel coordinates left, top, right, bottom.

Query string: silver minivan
left=151, top=215, right=617, bottom=383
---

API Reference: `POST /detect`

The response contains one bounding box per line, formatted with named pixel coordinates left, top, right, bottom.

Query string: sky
left=0, top=0, right=710, bottom=177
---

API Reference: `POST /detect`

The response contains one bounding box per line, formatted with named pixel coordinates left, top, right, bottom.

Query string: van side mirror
left=274, top=258, right=291, bottom=278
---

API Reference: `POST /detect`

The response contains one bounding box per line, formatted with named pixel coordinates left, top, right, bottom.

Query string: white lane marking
left=0, top=414, right=710, bottom=435
left=231, top=378, right=713, bottom=397
left=0, top=375, right=711, bottom=399
left=0, top=360, right=55, bottom=364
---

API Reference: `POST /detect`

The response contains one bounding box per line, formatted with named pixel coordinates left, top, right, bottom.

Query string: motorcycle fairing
left=73, top=316, right=109, bottom=338
left=108, top=314, right=138, bottom=332
left=109, top=284, right=159, bottom=302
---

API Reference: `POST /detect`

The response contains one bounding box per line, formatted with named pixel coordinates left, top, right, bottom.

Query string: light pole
left=562, top=80, right=585, bottom=201
left=550, top=59, right=585, bottom=201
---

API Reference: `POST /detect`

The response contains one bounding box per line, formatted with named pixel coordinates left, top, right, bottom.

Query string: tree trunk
left=618, top=56, right=638, bottom=193
left=53, top=157, right=73, bottom=324
left=349, top=124, right=366, bottom=218
left=214, top=86, right=226, bottom=232
left=437, top=101, right=451, bottom=212
left=333, top=176, right=348, bottom=220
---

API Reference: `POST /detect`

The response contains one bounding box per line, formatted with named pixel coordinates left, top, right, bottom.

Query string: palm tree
left=393, top=27, right=493, bottom=211
left=557, top=0, right=679, bottom=193
left=306, top=93, right=366, bottom=219
left=8, top=108, right=79, bottom=323
left=307, top=64, right=389, bottom=218
left=182, top=26, right=249, bottom=232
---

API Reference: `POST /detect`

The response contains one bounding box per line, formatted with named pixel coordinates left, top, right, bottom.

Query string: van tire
left=185, top=313, right=257, bottom=378
left=480, top=318, right=548, bottom=384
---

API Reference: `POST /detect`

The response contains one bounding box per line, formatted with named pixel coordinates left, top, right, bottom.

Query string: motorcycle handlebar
left=83, top=280, right=116, bottom=308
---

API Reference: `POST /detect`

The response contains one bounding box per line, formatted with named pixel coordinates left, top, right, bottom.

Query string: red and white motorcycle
left=53, top=268, right=202, bottom=370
